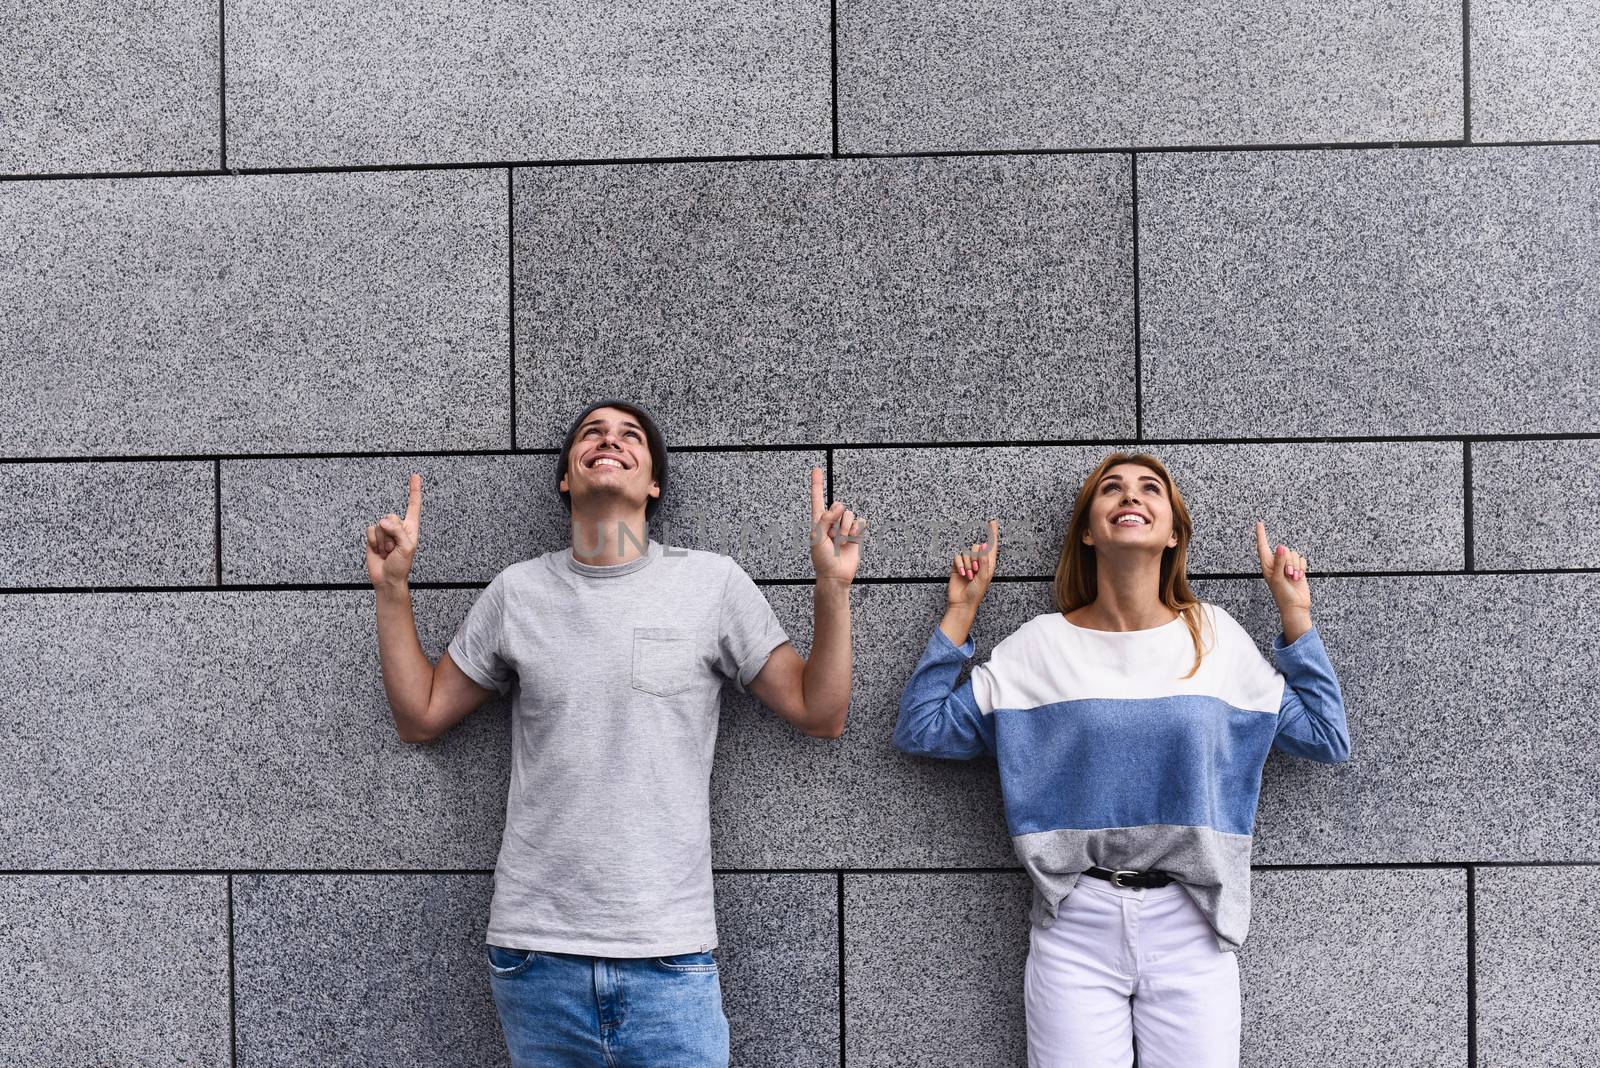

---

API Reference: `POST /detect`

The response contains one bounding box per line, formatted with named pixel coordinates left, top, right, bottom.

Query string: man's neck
left=569, top=511, right=650, bottom=566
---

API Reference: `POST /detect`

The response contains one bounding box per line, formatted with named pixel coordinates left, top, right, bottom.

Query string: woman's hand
left=948, top=519, right=1000, bottom=609
left=939, top=519, right=999, bottom=647
left=1255, top=520, right=1313, bottom=639
left=367, top=473, right=423, bottom=590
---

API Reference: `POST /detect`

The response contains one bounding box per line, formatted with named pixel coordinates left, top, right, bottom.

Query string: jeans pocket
left=485, top=942, right=538, bottom=978
left=631, top=628, right=696, bottom=698
left=651, top=949, right=718, bottom=974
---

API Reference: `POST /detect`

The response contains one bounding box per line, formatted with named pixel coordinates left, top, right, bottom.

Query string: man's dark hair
left=556, top=398, right=669, bottom=521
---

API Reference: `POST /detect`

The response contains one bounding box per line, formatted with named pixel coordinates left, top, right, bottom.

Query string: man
left=365, top=398, right=862, bottom=1066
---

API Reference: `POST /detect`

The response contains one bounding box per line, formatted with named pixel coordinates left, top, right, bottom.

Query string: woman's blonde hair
left=1051, top=452, right=1210, bottom=678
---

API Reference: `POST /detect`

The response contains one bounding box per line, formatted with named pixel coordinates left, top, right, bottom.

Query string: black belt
left=1082, top=865, right=1174, bottom=889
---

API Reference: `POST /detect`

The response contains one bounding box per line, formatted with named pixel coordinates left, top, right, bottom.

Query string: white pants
left=1024, top=877, right=1241, bottom=1068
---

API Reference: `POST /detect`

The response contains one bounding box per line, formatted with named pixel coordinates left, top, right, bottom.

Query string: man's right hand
left=367, top=473, right=423, bottom=589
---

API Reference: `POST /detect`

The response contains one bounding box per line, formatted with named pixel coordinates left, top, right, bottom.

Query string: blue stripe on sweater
left=992, top=696, right=1278, bottom=837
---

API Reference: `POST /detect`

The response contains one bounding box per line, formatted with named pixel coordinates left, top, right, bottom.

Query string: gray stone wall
left=2, top=2, right=1596, bottom=1065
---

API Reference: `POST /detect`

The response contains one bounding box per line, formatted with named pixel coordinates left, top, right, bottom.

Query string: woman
left=894, top=452, right=1350, bottom=1067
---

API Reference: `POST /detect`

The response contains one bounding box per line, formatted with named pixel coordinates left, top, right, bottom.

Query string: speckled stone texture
left=0, top=588, right=510, bottom=868
left=222, top=449, right=824, bottom=584
left=0, top=170, right=508, bottom=457
left=714, top=873, right=840, bottom=1067
left=0, top=875, right=229, bottom=1066
left=834, top=441, right=1464, bottom=580
left=0, top=0, right=218, bottom=175
left=837, top=0, right=1462, bottom=154
left=1197, top=573, right=1600, bottom=863
left=844, top=872, right=1033, bottom=1066
left=1138, top=145, right=1600, bottom=438
left=1472, top=0, right=1600, bottom=141
left=1240, top=868, right=1467, bottom=1066
left=1470, top=439, right=1600, bottom=570
left=224, top=0, right=830, bottom=168
left=513, top=156, right=1134, bottom=447
left=1475, top=866, right=1600, bottom=1066
left=231, top=873, right=837, bottom=1066
left=233, top=874, right=504, bottom=1067
left=0, top=461, right=214, bottom=586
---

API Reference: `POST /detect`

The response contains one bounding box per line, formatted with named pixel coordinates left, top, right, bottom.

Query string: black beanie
left=555, top=398, right=668, bottom=521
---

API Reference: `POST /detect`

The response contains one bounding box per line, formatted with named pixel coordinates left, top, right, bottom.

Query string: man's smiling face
left=559, top=406, right=659, bottom=513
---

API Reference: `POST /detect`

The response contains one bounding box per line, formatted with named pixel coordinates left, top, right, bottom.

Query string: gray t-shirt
left=447, top=538, right=790, bottom=957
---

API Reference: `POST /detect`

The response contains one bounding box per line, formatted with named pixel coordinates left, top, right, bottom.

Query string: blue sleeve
left=893, top=626, right=996, bottom=760
left=1270, top=626, right=1351, bottom=763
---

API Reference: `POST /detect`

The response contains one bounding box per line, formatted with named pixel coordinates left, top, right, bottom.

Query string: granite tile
left=513, top=156, right=1134, bottom=447
left=843, top=872, right=1032, bottom=1066
left=1470, top=439, right=1600, bottom=570
left=715, top=873, right=840, bottom=1067
left=225, top=0, right=830, bottom=167
left=834, top=441, right=1464, bottom=579
left=838, top=0, right=1462, bottom=153
left=1472, top=0, right=1600, bottom=141
left=1139, top=145, right=1600, bottom=437
left=0, top=169, right=508, bottom=457
left=1475, top=865, right=1600, bottom=1066
left=0, top=588, right=510, bottom=868
left=1, top=0, right=219, bottom=174
left=0, top=460, right=214, bottom=587
left=0, top=874, right=229, bottom=1066
left=834, top=444, right=1118, bottom=581
left=233, top=874, right=503, bottom=1067
left=1240, top=868, right=1467, bottom=1066
left=1199, top=573, right=1600, bottom=864
left=222, top=448, right=824, bottom=585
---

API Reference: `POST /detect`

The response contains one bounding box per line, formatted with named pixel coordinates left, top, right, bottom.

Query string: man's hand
left=367, top=473, right=423, bottom=589
left=808, top=467, right=864, bottom=585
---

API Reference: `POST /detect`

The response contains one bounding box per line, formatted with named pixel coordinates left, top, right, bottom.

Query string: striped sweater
left=894, top=603, right=1350, bottom=953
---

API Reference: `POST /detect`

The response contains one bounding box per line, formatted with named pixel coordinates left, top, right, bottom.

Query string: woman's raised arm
left=893, top=520, right=1001, bottom=760
left=1255, top=520, right=1351, bottom=763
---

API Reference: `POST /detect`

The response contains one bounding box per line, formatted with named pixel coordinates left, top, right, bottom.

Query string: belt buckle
left=1110, top=869, right=1142, bottom=888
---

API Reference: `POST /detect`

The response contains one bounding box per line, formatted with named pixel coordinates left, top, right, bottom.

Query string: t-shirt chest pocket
left=631, top=627, right=697, bottom=698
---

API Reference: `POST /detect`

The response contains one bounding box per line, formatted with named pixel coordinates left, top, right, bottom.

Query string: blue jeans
left=485, top=943, right=730, bottom=1067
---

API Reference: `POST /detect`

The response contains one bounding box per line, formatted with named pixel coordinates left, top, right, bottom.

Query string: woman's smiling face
left=1081, top=462, right=1179, bottom=553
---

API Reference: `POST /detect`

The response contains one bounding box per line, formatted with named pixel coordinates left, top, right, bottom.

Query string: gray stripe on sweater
left=1013, top=823, right=1255, bottom=953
